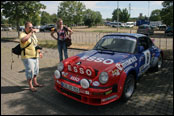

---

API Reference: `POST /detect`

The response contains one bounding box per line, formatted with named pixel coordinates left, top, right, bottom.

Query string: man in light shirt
left=20, top=22, right=43, bottom=92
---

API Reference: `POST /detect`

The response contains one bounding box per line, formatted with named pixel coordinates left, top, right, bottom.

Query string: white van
left=125, top=22, right=135, bottom=28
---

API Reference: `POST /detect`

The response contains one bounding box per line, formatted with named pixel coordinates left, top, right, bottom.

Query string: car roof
left=103, top=33, right=146, bottom=39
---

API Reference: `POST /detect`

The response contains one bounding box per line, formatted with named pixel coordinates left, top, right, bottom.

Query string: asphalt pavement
left=1, top=41, right=173, bottom=115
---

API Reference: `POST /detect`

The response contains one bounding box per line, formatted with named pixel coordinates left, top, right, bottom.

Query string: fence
left=1, top=30, right=173, bottom=51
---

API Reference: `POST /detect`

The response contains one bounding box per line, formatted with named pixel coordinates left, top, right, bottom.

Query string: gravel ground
left=1, top=41, right=173, bottom=115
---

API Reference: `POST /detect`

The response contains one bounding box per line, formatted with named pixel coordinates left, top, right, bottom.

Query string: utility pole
left=148, top=1, right=150, bottom=21
left=117, top=1, right=119, bottom=32
left=129, top=3, right=131, bottom=17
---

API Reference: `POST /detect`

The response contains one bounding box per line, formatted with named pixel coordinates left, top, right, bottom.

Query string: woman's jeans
left=57, top=40, right=68, bottom=62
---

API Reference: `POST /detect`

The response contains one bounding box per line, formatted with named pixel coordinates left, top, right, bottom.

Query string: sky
left=40, top=1, right=164, bottom=19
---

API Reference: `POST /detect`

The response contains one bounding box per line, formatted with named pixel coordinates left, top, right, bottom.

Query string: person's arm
left=67, top=27, right=73, bottom=38
left=21, top=29, right=38, bottom=43
left=51, top=31, right=57, bottom=40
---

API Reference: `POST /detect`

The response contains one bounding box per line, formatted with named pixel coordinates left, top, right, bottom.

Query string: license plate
left=61, top=82, right=80, bottom=93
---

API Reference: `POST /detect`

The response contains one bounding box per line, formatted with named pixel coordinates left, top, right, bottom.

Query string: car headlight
left=57, top=62, right=64, bottom=71
left=99, top=72, right=109, bottom=84
left=54, top=70, right=61, bottom=79
left=80, top=79, right=90, bottom=89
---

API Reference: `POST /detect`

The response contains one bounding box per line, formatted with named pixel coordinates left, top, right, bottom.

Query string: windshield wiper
left=100, top=46, right=108, bottom=50
left=95, top=48, right=114, bottom=55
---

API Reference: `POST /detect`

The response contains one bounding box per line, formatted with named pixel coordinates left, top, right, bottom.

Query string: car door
left=137, top=37, right=152, bottom=76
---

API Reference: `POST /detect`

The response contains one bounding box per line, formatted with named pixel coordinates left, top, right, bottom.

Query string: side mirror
left=138, top=46, right=144, bottom=53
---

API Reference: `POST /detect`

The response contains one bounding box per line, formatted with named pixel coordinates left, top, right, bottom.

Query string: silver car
left=137, top=24, right=154, bottom=35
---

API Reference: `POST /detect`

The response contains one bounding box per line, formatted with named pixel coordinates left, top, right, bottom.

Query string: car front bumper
left=54, top=76, right=120, bottom=106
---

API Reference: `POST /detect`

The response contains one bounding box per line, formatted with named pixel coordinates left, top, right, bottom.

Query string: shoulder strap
left=21, top=39, right=33, bottom=56
left=21, top=39, right=33, bottom=50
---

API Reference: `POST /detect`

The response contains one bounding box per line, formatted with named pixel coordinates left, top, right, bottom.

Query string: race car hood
left=67, top=50, right=132, bottom=71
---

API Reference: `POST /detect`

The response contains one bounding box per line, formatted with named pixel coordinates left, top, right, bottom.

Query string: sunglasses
left=29, top=27, right=33, bottom=29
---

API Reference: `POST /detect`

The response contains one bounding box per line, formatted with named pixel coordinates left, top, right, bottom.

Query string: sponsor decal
left=76, top=61, right=81, bottom=65
left=80, top=55, right=114, bottom=65
left=80, top=89, right=90, bottom=95
left=101, top=95, right=117, bottom=102
left=112, top=63, right=123, bottom=77
left=67, top=64, right=95, bottom=77
left=70, top=76, right=80, bottom=82
left=62, top=72, right=68, bottom=77
left=121, top=56, right=137, bottom=68
left=115, top=63, right=123, bottom=71
left=112, top=69, right=120, bottom=76
left=57, top=80, right=61, bottom=85
left=92, top=81, right=100, bottom=86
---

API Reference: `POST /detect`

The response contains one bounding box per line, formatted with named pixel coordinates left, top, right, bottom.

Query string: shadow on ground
left=1, top=86, right=29, bottom=94
left=4, top=60, right=173, bottom=115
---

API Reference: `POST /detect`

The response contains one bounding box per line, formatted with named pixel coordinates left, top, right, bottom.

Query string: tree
left=149, top=9, right=161, bottom=21
left=41, top=11, right=51, bottom=25
left=112, top=8, right=130, bottom=23
left=94, top=11, right=103, bottom=25
left=160, top=1, right=173, bottom=26
left=83, top=9, right=95, bottom=27
left=50, top=14, right=58, bottom=24
left=1, top=1, right=46, bottom=37
left=120, top=8, right=130, bottom=23
left=83, top=9, right=103, bottom=27
left=57, top=1, right=85, bottom=26
left=31, top=13, right=41, bottom=26
left=112, top=8, right=121, bottom=22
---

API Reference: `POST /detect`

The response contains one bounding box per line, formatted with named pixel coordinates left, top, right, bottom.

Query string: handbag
left=12, top=39, right=32, bottom=56
left=65, top=37, right=72, bottom=47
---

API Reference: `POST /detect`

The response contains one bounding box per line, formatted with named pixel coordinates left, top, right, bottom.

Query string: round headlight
left=99, top=72, right=109, bottom=84
left=57, top=62, right=64, bottom=71
left=80, top=79, right=90, bottom=89
left=54, top=70, right=61, bottom=79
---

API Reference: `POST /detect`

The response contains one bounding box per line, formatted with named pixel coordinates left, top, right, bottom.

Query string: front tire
left=154, top=54, right=163, bottom=71
left=121, top=74, right=136, bottom=102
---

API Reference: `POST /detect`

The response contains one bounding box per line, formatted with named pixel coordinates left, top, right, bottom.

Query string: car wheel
left=154, top=54, right=163, bottom=71
left=121, top=74, right=135, bottom=102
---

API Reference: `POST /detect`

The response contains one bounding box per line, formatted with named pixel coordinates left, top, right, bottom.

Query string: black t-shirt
left=56, top=26, right=68, bottom=41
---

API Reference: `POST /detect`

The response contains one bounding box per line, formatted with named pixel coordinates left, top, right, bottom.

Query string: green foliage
left=83, top=9, right=103, bottom=27
left=57, top=1, right=86, bottom=26
left=112, top=8, right=130, bottom=23
left=41, top=11, right=51, bottom=25
left=161, top=1, right=173, bottom=26
left=1, top=1, right=46, bottom=36
left=149, top=9, right=161, bottom=21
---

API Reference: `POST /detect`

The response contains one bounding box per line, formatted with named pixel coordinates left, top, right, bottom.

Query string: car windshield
left=94, top=36, right=137, bottom=54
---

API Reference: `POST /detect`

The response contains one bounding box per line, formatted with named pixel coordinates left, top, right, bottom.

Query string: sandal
left=30, top=87, right=37, bottom=92
left=34, top=84, right=44, bottom=87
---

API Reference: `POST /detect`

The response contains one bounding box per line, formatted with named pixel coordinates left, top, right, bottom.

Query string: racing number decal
left=143, top=50, right=151, bottom=67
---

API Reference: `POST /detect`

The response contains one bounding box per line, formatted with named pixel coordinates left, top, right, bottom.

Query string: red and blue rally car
left=54, top=33, right=163, bottom=106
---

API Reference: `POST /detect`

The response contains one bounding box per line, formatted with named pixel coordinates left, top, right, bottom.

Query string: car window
left=147, top=37, right=154, bottom=48
left=138, top=37, right=149, bottom=50
left=94, top=36, right=137, bottom=54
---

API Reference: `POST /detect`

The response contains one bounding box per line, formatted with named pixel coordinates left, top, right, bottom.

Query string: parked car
left=165, top=27, right=173, bottom=36
left=19, top=26, right=25, bottom=31
left=40, top=24, right=56, bottom=32
left=137, top=24, right=154, bottom=35
left=125, top=22, right=134, bottom=28
left=158, top=25, right=167, bottom=31
left=110, top=22, right=122, bottom=28
left=1, top=27, right=12, bottom=31
left=54, top=33, right=163, bottom=106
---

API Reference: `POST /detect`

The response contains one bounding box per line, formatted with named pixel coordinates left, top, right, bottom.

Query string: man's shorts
left=22, top=58, right=39, bottom=80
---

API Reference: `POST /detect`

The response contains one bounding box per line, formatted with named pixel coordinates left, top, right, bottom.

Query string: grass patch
left=39, top=40, right=57, bottom=49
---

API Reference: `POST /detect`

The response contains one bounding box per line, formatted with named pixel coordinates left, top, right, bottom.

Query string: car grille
left=60, top=88, right=81, bottom=100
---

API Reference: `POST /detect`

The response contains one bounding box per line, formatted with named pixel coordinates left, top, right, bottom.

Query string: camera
left=35, top=46, right=42, bottom=50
